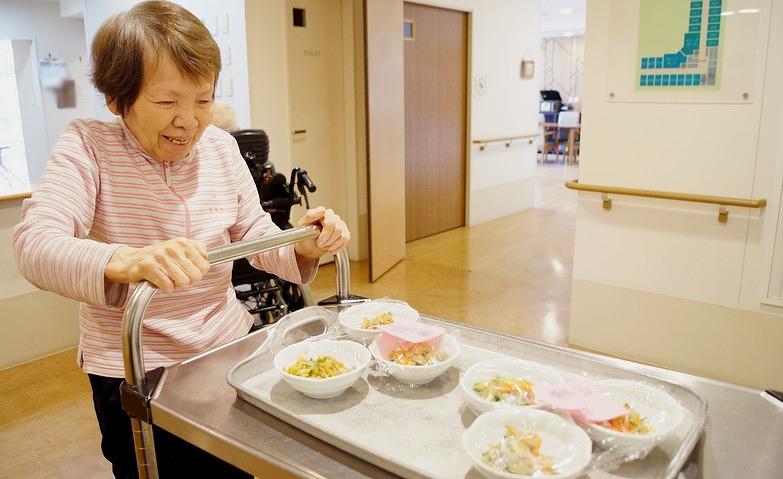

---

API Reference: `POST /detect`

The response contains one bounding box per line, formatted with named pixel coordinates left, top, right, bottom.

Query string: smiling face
left=109, top=53, right=214, bottom=162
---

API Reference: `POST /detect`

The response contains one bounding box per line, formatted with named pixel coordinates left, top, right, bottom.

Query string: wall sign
left=605, top=0, right=769, bottom=103
left=637, top=0, right=725, bottom=90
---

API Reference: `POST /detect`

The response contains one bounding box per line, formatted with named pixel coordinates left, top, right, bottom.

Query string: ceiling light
left=720, top=10, right=735, bottom=16
left=562, top=31, right=574, bottom=37
left=738, top=8, right=761, bottom=14
left=560, top=7, right=573, bottom=15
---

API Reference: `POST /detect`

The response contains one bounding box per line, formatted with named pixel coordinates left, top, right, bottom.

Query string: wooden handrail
left=565, top=179, right=767, bottom=223
left=0, top=191, right=32, bottom=202
left=473, top=133, right=538, bottom=151
left=565, top=180, right=766, bottom=208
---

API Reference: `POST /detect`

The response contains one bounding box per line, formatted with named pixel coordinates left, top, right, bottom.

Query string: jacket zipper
left=163, top=161, right=172, bottom=187
left=162, top=161, right=191, bottom=237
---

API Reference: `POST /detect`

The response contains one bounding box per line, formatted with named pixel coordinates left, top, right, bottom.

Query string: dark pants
left=88, top=374, right=252, bottom=479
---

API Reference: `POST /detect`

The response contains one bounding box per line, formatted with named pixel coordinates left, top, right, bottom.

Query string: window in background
left=0, top=39, right=32, bottom=194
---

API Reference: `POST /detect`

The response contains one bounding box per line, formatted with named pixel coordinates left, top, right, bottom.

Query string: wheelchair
left=230, top=129, right=317, bottom=328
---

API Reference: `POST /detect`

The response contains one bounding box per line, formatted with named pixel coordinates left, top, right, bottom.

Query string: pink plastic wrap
left=376, top=322, right=445, bottom=360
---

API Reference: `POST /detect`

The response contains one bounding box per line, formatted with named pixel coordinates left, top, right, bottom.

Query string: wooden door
left=365, top=0, right=406, bottom=281
left=403, top=3, right=467, bottom=242
left=286, top=0, right=347, bottom=229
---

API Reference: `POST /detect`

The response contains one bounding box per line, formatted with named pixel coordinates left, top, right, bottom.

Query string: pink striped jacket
left=13, top=119, right=317, bottom=377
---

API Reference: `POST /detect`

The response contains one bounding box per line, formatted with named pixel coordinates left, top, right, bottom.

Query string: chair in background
left=538, top=113, right=560, bottom=163
left=557, top=111, right=581, bottom=164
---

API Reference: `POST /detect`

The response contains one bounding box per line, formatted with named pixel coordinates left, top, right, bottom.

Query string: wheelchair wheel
left=278, top=279, right=305, bottom=310
left=236, top=278, right=311, bottom=331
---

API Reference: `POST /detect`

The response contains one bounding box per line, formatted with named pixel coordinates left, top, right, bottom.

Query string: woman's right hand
left=105, top=238, right=210, bottom=292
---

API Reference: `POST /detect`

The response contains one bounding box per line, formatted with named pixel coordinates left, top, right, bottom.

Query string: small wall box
left=520, top=60, right=535, bottom=79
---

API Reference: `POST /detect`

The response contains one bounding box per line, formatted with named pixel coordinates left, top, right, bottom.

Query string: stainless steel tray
left=228, top=307, right=706, bottom=479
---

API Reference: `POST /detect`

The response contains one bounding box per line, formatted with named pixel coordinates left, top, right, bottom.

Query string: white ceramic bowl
left=463, top=408, right=592, bottom=479
left=576, top=379, right=684, bottom=451
left=274, top=339, right=371, bottom=399
left=338, top=300, right=420, bottom=342
left=461, top=359, right=566, bottom=414
left=369, top=333, right=460, bottom=385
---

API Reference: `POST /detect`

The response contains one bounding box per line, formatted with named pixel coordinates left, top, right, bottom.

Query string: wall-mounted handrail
left=565, top=179, right=767, bottom=223
left=473, top=133, right=538, bottom=151
left=121, top=225, right=355, bottom=478
left=0, top=192, right=32, bottom=202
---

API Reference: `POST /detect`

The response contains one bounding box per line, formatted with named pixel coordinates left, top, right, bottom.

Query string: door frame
left=364, top=0, right=407, bottom=281
left=362, top=0, right=474, bottom=281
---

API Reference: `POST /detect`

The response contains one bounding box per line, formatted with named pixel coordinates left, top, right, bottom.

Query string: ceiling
left=541, top=0, right=586, bottom=38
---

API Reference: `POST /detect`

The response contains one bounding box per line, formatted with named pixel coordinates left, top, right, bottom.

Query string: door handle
left=292, top=129, right=307, bottom=134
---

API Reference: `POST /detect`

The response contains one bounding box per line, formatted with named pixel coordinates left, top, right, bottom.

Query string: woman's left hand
left=294, top=206, right=351, bottom=259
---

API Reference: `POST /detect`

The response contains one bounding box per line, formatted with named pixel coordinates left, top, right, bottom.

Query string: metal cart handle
left=120, top=225, right=355, bottom=478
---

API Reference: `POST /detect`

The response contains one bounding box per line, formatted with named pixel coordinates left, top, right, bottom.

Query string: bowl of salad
left=463, top=408, right=592, bottom=479
left=575, top=379, right=684, bottom=451
left=460, top=359, right=566, bottom=415
left=274, top=339, right=371, bottom=399
left=338, top=300, right=420, bottom=342
left=369, top=328, right=460, bottom=385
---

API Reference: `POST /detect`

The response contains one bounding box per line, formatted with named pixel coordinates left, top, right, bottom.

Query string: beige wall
left=572, top=280, right=783, bottom=390
left=244, top=0, right=543, bottom=261
left=1, top=199, right=79, bottom=370
left=244, top=0, right=367, bottom=261
left=0, top=290, right=79, bottom=369
left=244, top=0, right=293, bottom=174
left=571, top=0, right=783, bottom=390
left=345, top=0, right=369, bottom=261
left=0, top=200, right=33, bottom=300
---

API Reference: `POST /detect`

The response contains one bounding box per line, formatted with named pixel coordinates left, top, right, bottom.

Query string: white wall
left=0, top=0, right=92, bottom=295
left=1, top=0, right=253, bottom=369
left=571, top=0, right=783, bottom=389
left=83, top=0, right=251, bottom=128
left=1, top=2, right=88, bottom=367
left=409, top=0, right=542, bottom=226
left=0, top=0, right=92, bottom=186
left=59, top=0, right=85, bottom=19
left=7, top=40, right=38, bottom=191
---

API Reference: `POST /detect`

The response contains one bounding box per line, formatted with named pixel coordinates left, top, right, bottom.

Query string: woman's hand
left=294, top=206, right=351, bottom=259
left=105, top=237, right=210, bottom=292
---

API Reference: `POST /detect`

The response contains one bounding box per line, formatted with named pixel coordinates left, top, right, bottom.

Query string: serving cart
left=120, top=226, right=783, bottom=479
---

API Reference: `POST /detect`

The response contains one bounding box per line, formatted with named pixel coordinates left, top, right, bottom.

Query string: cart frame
left=120, top=225, right=361, bottom=478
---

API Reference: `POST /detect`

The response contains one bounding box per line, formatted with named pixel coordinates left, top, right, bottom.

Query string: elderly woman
left=12, top=2, right=349, bottom=477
